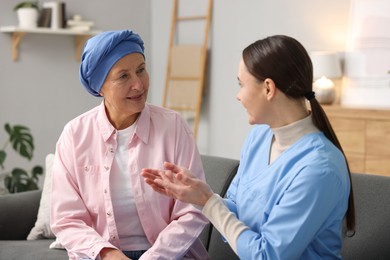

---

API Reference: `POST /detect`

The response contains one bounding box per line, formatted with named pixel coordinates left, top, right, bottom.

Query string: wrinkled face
left=100, top=53, right=149, bottom=125
left=236, top=58, right=267, bottom=125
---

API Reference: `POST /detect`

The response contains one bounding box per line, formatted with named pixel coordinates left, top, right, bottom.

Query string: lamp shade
left=310, top=51, right=342, bottom=79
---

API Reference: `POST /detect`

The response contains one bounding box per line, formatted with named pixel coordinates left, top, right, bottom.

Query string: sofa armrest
left=199, top=155, right=239, bottom=253
left=200, top=155, right=239, bottom=197
left=0, top=189, right=41, bottom=240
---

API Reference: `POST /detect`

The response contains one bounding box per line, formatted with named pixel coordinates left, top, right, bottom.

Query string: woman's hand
left=141, top=162, right=214, bottom=206
left=100, top=248, right=130, bottom=259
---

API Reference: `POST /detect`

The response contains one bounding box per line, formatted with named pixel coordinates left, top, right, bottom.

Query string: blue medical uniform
left=226, top=124, right=350, bottom=259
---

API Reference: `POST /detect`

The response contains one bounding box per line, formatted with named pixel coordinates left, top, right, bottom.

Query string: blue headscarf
left=79, top=30, right=145, bottom=97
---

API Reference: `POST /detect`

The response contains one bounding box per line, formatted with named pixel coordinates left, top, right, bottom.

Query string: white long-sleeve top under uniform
left=202, top=115, right=350, bottom=259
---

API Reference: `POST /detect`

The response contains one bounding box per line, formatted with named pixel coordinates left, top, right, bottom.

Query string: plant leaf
left=4, top=175, right=12, bottom=193
left=4, top=123, right=12, bottom=135
left=12, top=167, right=29, bottom=179
left=25, top=179, right=39, bottom=191
left=31, top=165, right=43, bottom=180
left=5, top=168, right=30, bottom=193
left=2, top=123, right=42, bottom=193
left=6, top=124, right=34, bottom=160
left=0, top=150, right=6, bottom=169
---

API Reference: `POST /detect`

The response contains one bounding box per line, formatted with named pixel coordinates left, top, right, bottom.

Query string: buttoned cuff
left=88, top=242, right=117, bottom=260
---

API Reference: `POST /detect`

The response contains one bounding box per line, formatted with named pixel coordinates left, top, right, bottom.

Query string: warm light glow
left=314, top=76, right=334, bottom=89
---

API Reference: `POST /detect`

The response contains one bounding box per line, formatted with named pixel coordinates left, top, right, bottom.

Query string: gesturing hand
left=141, top=162, right=213, bottom=206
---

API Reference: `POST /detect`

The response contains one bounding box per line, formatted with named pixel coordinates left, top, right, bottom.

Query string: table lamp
left=310, top=51, right=342, bottom=104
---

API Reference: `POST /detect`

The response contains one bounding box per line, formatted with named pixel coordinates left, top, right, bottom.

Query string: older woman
left=50, top=29, right=209, bottom=260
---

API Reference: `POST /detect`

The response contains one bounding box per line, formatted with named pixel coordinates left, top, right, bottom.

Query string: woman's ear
left=264, top=78, right=277, bottom=100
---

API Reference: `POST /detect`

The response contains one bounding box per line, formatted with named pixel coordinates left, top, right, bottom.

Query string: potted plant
left=0, top=123, right=43, bottom=194
left=13, top=1, right=40, bottom=29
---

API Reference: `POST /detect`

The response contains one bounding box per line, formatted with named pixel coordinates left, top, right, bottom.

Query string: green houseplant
left=0, top=123, right=43, bottom=193
left=13, top=1, right=40, bottom=29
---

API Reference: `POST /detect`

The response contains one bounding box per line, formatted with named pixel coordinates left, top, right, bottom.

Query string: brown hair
left=242, top=35, right=355, bottom=232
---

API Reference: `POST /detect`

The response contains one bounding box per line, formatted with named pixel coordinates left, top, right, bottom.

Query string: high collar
left=271, top=114, right=319, bottom=153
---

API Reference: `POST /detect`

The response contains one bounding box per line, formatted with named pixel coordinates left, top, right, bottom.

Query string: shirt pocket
left=75, top=165, right=102, bottom=215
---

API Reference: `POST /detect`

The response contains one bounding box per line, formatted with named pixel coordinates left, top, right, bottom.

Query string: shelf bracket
left=11, top=32, right=26, bottom=61
left=74, top=35, right=90, bottom=61
left=1, top=27, right=100, bottom=62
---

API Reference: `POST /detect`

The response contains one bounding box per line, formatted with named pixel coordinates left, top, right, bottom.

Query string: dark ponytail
left=309, top=98, right=355, bottom=233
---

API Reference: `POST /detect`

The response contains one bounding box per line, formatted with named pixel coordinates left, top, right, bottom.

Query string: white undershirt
left=110, top=124, right=150, bottom=250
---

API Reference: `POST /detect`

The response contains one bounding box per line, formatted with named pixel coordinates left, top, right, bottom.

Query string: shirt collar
left=97, top=101, right=150, bottom=144
left=97, top=101, right=116, bottom=142
left=134, top=103, right=150, bottom=144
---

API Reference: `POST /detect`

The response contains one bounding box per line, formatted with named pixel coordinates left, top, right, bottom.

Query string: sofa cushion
left=0, top=239, right=68, bottom=260
left=0, top=189, right=41, bottom=240
left=341, top=172, right=390, bottom=259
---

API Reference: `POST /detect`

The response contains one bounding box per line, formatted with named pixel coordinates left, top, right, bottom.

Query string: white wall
left=0, top=0, right=151, bottom=173
left=0, top=0, right=352, bottom=177
left=150, top=0, right=352, bottom=160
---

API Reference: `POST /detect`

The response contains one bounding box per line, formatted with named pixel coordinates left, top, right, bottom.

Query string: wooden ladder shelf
left=162, top=0, right=213, bottom=140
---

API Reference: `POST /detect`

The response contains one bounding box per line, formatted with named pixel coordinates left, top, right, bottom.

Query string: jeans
left=123, top=250, right=147, bottom=259
left=81, top=250, right=146, bottom=260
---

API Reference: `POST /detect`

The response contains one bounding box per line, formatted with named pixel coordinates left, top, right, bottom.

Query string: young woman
left=142, top=35, right=355, bottom=259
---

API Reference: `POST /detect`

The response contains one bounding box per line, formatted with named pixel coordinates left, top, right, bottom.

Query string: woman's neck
left=105, top=108, right=140, bottom=130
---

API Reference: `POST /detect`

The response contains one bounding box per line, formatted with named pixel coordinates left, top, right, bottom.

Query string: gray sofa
left=1, top=154, right=390, bottom=259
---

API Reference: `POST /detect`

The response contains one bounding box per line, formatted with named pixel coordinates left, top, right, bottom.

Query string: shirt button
left=110, top=148, right=114, bottom=153
left=104, top=166, right=109, bottom=171
left=104, top=189, right=108, bottom=193
left=84, top=166, right=89, bottom=171
left=107, top=212, right=111, bottom=216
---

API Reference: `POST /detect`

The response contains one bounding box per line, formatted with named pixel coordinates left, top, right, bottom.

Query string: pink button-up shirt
left=50, top=102, right=209, bottom=260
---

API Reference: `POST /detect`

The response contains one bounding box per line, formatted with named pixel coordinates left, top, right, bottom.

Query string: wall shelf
left=0, top=26, right=101, bottom=61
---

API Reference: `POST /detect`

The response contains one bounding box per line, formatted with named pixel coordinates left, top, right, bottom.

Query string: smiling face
left=236, top=58, right=268, bottom=125
left=100, top=53, right=149, bottom=129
